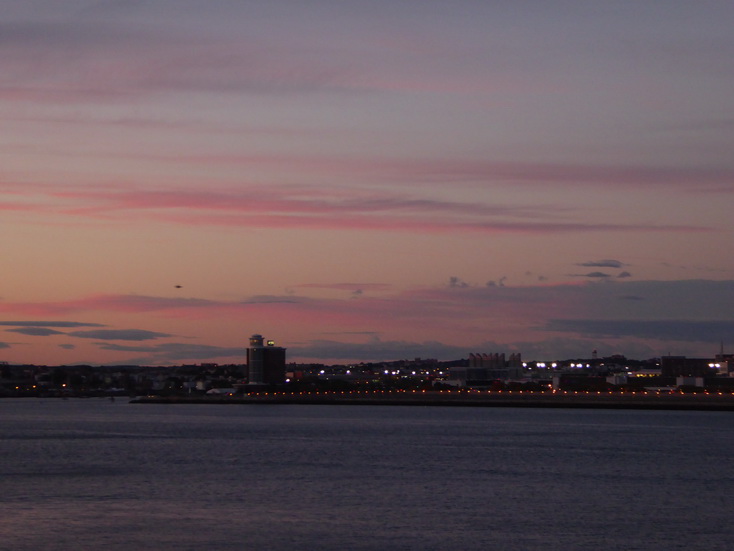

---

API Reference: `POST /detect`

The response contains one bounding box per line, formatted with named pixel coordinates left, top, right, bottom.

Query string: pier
left=130, top=389, right=734, bottom=411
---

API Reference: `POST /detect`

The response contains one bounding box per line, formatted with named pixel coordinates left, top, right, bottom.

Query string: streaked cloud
left=295, top=283, right=392, bottom=292
left=0, top=321, right=104, bottom=328
left=0, top=278, right=730, bottom=363
left=577, top=259, right=625, bottom=268
left=0, top=13, right=386, bottom=105
left=5, top=327, right=65, bottom=336
left=0, top=294, right=306, bottom=318
left=97, top=342, right=245, bottom=364
left=1, top=1, right=732, bottom=365
left=581, top=272, right=611, bottom=279
left=1, top=183, right=710, bottom=235
left=105, top=154, right=734, bottom=191
left=1, top=279, right=732, bottom=325
left=288, top=338, right=472, bottom=362
left=546, top=319, right=734, bottom=344
left=67, top=329, right=173, bottom=341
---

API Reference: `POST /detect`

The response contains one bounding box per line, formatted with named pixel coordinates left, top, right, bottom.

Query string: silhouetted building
left=660, top=356, right=717, bottom=378
left=713, top=353, right=734, bottom=375
left=245, top=334, right=286, bottom=385
left=450, top=352, right=524, bottom=386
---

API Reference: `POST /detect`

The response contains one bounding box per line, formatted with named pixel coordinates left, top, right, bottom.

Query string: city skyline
left=2, top=1, right=733, bottom=365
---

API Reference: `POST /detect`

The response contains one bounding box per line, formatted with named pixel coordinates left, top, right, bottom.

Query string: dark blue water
left=1, top=399, right=733, bottom=550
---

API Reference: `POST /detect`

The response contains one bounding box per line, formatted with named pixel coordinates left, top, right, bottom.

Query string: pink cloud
left=0, top=282, right=590, bottom=342
left=0, top=202, right=47, bottom=213
left=0, top=20, right=383, bottom=107
left=295, top=283, right=393, bottom=292
left=2, top=183, right=709, bottom=234
left=116, top=153, right=734, bottom=190
left=3, top=279, right=731, bottom=361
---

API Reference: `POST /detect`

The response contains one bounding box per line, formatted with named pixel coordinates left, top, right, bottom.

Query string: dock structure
left=131, top=389, right=734, bottom=411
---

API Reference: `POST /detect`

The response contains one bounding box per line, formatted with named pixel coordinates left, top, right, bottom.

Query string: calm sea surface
left=1, top=399, right=733, bottom=550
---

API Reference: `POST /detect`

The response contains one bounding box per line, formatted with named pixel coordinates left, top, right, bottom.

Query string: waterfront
left=2, top=399, right=733, bottom=550
left=133, top=388, right=734, bottom=410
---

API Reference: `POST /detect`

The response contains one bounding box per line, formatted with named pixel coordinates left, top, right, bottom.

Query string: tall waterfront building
left=246, top=334, right=286, bottom=385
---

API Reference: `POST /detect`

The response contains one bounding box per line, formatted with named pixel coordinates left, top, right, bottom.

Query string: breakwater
left=130, top=389, right=734, bottom=411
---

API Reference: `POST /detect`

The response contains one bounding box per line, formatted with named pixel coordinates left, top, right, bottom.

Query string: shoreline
left=129, top=390, right=734, bottom=411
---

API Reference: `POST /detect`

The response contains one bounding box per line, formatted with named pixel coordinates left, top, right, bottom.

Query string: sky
left=2, top=0, right=734, bottom=366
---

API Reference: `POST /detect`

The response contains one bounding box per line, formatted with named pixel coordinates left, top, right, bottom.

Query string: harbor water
left=1, top=399, right=733, bottom=550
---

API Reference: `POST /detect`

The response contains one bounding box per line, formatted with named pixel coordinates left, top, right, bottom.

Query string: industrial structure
left=448, top=352, right=524, bottom=386
left=245, top=334, right=286, bottom=386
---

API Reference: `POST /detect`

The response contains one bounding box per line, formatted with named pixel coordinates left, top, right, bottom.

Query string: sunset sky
left=2, top=0, right=733, bottom=365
